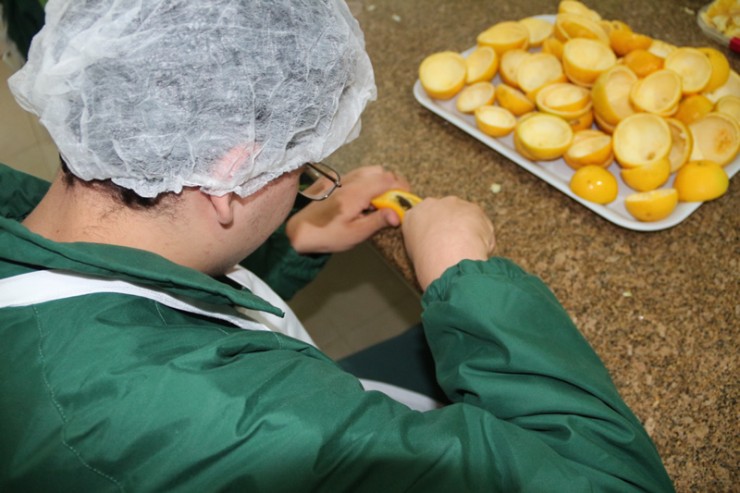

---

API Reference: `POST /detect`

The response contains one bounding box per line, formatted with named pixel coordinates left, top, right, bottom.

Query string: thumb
left=380, top=207, right=402, bottom=227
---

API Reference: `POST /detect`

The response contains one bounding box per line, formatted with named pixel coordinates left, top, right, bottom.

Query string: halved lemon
left=495, top=83, right=536, bottom=115
left=647, top=39, right=677, bottom=59
left=673, top=94, right=715, bottom=125
left=665, top=118, right=694, bottom=173
left=419, top=51, right=467, bottom=100
left=612, top=113, right=672, bottom=168
left=704, top=70, right=740, bottom=103
left=542, top=37, right=565, bottom=60
left=562, top=37, right=617, bottom=87
left=535, top=83, right=593, bottom=131
left=558, top=0, right=602, bottom=21
left=514, top=112, right=574, bottom=161
left=456, top=81, right=496, bottom=113
left=535, top=82, right=591, bottom=113
left=609, top=28, right=652, bottom=56
left=554, top=13, right=610, bottom=45
left=688, top=112, right=740, bottom=166
left=569, top=165, right=619, bottom=204
left=591, top=65, right=638, bottom=127
left=664, top=47, right=713, bottom=95
left=465, top=46, right=499, bottom=84
left=600, top=19, right=632, bottom=37
left=622, top=49, right=664, bottom=78
left=477, top=21, right=530, bottom=55
left=673, top=160, right=730, bottom=201
left=714, top=94, right=740, bottom=124
left=499, top=49, right=531, bottom=88
left=620, top=157, right=672, bottom=191
left=566, top=110, right=595, bottom=132
left=516, top=53, right=566, bottom=99
left=594, top=111, right=617, bottom=134
left=624, top=189, right=679, bottom=222
left=519, top=17, right=554, bottom=46
left=475, top=105, right=517, bottom=137
left=370, top=190, right=423, bottom=221
left=629, top=69, right=682, bottom=116
left=563, top=129, right=613, bottom=169
left=698, top=47, right=731, bottom=93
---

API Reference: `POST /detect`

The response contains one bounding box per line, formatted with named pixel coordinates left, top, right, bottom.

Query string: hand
left=402, top=196, right=495, bottom=291
left=286, top=165, right=410, bottom=254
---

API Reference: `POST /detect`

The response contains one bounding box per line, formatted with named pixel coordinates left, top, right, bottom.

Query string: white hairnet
left=9, top=0, right=376, bottom=197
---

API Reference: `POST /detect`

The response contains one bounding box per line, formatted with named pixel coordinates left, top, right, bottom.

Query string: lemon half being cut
left=370, top=190, right=423, bottom=222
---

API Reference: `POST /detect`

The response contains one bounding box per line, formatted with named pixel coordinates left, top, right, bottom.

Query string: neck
left=22, top=175, right=225, bottom=274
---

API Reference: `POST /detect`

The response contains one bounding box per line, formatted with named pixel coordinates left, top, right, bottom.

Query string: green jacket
left=0, top=164, right=673, bottom=492
left=0, top=0, right=45, bottom=59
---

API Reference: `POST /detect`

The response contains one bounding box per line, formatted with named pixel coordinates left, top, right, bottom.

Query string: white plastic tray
left=697, top=3, right=738, bottom=51
left=413, top=16, right=740, bottom=232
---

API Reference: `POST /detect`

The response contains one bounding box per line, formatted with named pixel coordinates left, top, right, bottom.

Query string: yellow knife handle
left=370, top=190, right=423, bottom=221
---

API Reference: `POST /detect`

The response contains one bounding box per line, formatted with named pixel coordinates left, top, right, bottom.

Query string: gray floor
left=0, top=58, right=422, bottom=360
left=289, top=242, right=421, bottom=359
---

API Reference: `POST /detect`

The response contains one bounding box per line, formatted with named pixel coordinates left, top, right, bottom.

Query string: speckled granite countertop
left=331, top=1, right=739, bottom=491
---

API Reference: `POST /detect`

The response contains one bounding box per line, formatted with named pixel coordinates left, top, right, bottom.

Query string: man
left=0, top=0, right=674, bottom=491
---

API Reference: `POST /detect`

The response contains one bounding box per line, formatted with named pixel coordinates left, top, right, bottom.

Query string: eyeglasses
left=298, top=162, right=342, bottom=201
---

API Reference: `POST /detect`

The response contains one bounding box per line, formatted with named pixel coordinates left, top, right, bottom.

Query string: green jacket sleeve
left=417, top=257, right=674, bottom=491
left=0, top=0, right=45, bottom=58
left=4, top=258, right=675, bottom=491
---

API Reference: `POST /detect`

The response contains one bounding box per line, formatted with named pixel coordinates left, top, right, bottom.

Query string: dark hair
left=59, top=156, right=174, bottom=210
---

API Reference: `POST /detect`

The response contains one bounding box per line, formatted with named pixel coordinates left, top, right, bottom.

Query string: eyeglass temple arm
left=308, top=163, right=342, bottom=187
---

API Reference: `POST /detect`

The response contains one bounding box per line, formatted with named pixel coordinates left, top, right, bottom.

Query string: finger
left=351, top=209, right=400, bottom=238
left=380, top=207, right=402, bottom=227
left=344, top=168, right=411, bottom=196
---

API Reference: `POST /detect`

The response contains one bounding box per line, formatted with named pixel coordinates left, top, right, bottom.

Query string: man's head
left=10, top=0, right=375, bottom=200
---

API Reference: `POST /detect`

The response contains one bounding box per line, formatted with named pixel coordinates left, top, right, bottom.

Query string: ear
left=207, top=193, right=235, bottom=226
